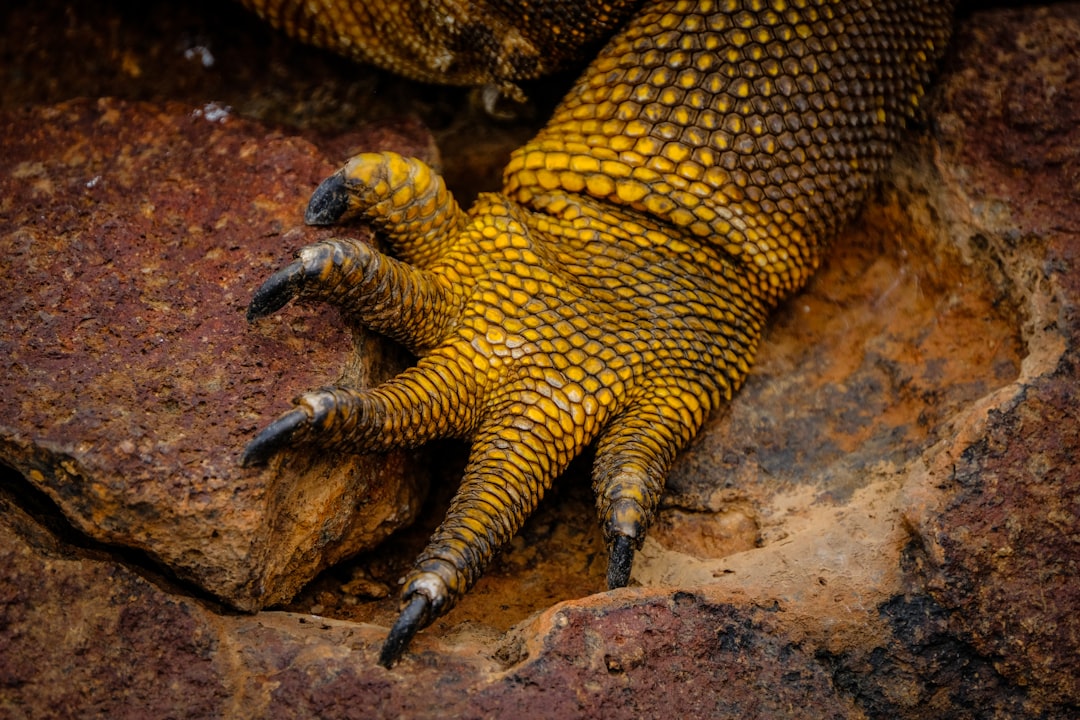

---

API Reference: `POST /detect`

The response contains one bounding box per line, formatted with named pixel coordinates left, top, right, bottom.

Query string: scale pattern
left=239, top=0, right=955, bottom=666
left=237, top=0, right=641, bottom=99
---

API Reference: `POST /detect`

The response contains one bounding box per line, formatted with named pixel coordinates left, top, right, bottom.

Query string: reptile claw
left=304, top=172, right=350, bottom=226
left=241, top=408, right=309, bottom=466
left=379, top=593, right=432, bottom=668
left=606, top=534, right=635, bottom=589
left=247, top=262, right=305, bottom=321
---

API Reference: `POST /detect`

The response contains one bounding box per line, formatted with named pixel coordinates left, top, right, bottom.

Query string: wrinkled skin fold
left=240, top=0, right=956, bottom=666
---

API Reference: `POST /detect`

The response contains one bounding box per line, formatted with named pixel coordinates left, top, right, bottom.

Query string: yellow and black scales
left=238, top=0, right=956, bottom=666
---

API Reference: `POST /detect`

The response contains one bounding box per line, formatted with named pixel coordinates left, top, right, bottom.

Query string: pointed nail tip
left=247, top=269, right=300, bottom=320
left=240, top=435, right=275, bottom=467
left=239, top=444, right=267, bottom=468
left=246, top=294, right=278, bottom=322
left=241, top=410, right=307, bottom=468
left=245, top=304, right=266, bottom=323
left=303, top=208, right=334, bottom=226
left=377, top=646, right=401, bottom=669
left=305, top=174, right=349, bottom=226
left=378, top=629, right=408, bottom=669
left=379, top=594, right=431, bottom=668
left=606, top=534, right=635, bottom=590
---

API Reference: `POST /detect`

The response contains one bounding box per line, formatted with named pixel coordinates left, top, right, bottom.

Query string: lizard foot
left=244, top=151, right=767, bottom=664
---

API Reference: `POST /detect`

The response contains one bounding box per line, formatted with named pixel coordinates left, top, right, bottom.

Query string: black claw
left=606, top=534, right=635, bottom=589
left=241, top=409, right=309, bottom=466
left=247, top=261, right=305, bottom=322
left=305, top=172, right=351, bottom=226
left=379, top=593, right=431, bottom=668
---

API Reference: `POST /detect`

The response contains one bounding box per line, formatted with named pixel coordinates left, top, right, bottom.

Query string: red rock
left=0, top=98, right=429, bottom=609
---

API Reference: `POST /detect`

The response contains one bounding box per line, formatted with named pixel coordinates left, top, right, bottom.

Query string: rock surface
left=1, top=1, right=1078, bottom=718
left=0, top=98, right=431, bottom=609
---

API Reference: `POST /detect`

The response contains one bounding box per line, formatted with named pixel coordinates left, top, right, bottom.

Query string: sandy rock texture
left=1, top=1, right=1077, bottom=718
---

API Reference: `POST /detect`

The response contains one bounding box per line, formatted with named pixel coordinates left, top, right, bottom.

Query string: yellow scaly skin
left=235, top=0, right=642, bottom=101
left=241, top=0, right=955, bottom=666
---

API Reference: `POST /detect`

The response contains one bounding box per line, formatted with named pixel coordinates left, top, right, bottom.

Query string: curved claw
left=241, top=408, right=308, bottom=466
left=305, top=172, right=350, bottom=226
left=606, top=533, right=635, bottom=589
left=247, top=261, right=306, bottom=322
left=592, top=387, right=720, bottom=590
left=300, top=152, right=467, bottom=268
left=379, top=593, right=432, bottom=668
left=246, top=237, right=457, bottom=352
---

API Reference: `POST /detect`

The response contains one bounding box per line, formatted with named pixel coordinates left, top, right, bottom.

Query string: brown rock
left=0, top=495, right=230, bottom=718
left=0, top=492, right=864, bottom=718
left=901, top=5, right=1080, bottom=710
left=0, top=98, right=430, bottom=609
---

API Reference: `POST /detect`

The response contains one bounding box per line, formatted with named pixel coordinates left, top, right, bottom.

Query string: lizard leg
left=239, top=0, right=957, bottom=667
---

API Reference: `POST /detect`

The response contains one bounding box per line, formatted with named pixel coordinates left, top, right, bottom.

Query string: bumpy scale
left=241, top=0, right=955, bottom=666
left=236, top=0, right=642, bottom=102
